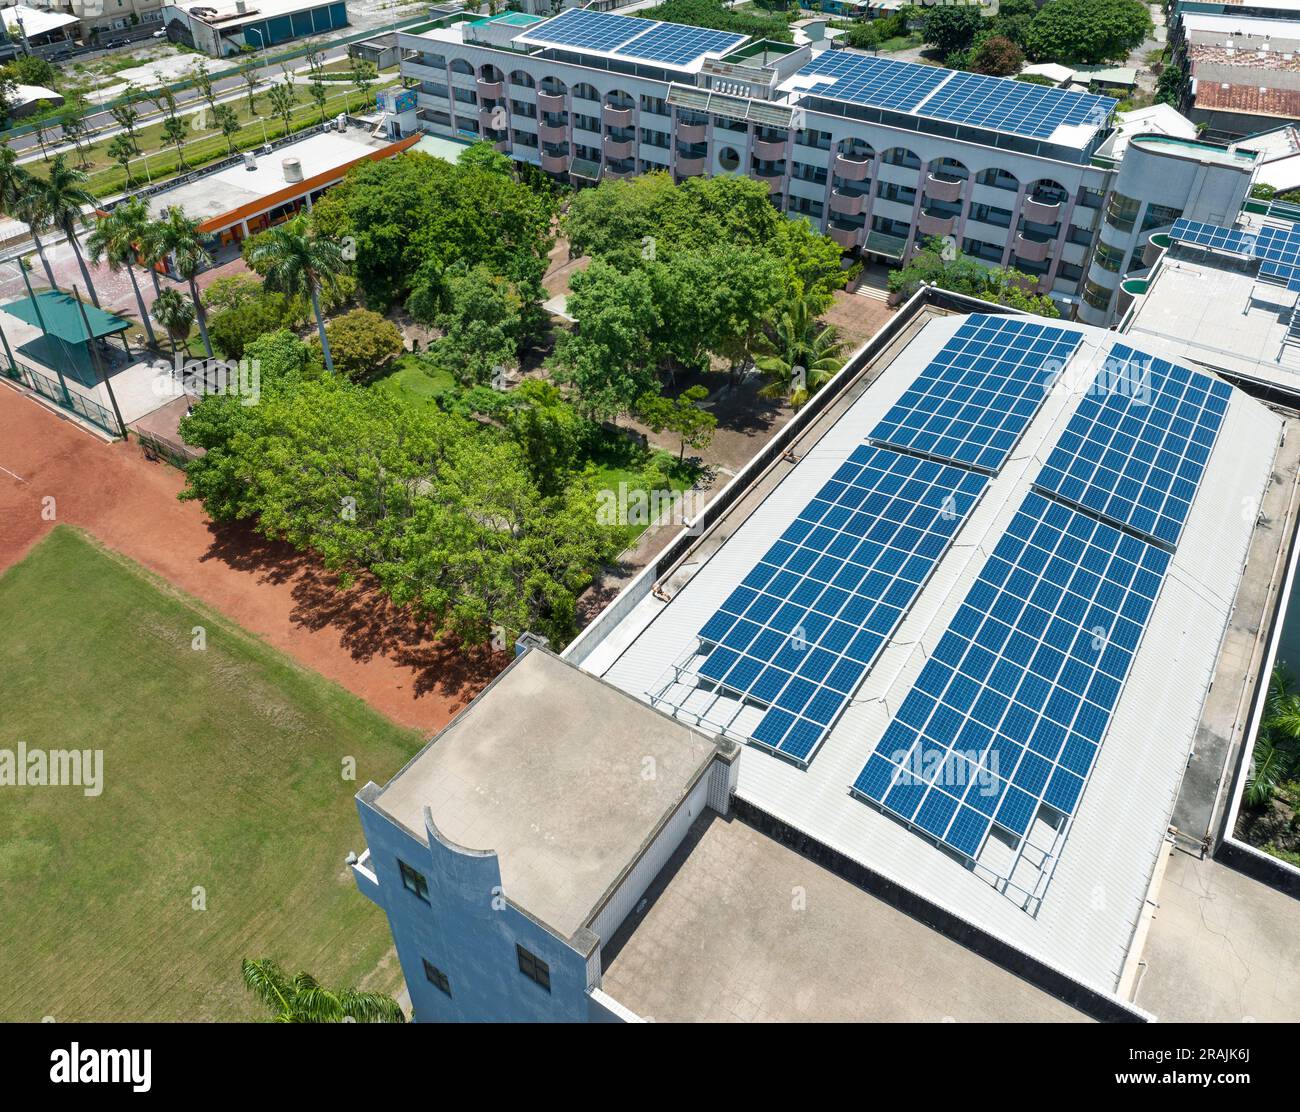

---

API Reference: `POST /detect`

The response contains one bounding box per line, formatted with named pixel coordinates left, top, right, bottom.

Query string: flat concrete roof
left=373, top=649, right=720, bottom=940
left=1124, top=244, right=1300, bottom=390
left=601, top=812, right=1090, bottom=1022
left=145, top=126, right=397, bottom=227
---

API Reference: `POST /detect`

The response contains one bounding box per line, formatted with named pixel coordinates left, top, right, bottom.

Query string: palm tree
left=249, top=215, right=347, bottom=373
left=154, top=208, right=214, bottom=358
left=87, top=201, right=160, bottom=349
left=0, top=145, right=29, bottom=212
left=12, top=193, right=57, bottom=290
left=752, top=289, right=844, bottom=408
left=39, top=155, right=101, bottom=308
left=1247, top=665, right=1300, bottom=807
left=241, top=958, right=405, bottom=1023
left=151, top=287, right=194, bottom=355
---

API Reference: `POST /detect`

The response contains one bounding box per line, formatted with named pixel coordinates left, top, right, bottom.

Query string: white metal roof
left=1, top=5, right=77, bottom=37
left=580, top=313, right=1281, bottom=994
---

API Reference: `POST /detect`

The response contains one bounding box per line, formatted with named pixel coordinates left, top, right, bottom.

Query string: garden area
left=154, top=143, right=856, bottom=653
left=1237, top=665, right=1300, bottom=866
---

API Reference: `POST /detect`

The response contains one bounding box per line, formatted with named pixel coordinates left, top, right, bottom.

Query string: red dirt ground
left=0, top=380, right=504, bottom=734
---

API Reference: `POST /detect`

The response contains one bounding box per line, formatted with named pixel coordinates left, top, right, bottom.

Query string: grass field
left=0, top=527, right=424, bottom=1021
left=373, top=355, right=457, bottom=411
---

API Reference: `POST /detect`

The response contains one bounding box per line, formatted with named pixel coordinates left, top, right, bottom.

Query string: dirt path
left=0, top=381, right=501, bottom=734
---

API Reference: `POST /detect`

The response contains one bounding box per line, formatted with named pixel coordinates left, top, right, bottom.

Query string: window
left=423, top=959, right=451, bottom=997
left=1105, top=191, right=1140, bottom=233
left=1077, top=187, right=1106, bottom=209
left=1067, top=223, right=1095, bottom=247
left=399, top=859, right=429, bottom=903
left=718, top=146, right=741, bottom=171
left=1083, top=279, right=1113, bottom=311
left=1141, top=202, right=1183, bottom=233
left=1093, top=241, right=1126, bottom=273
left=517, top=944, right=551, bottom=992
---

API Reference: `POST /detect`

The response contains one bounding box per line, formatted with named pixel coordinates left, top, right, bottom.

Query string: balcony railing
left=833, top=153, right=871, bottom=181
left=603, top=104, right=633, bottom=127
left=538, top=122, right=567, bottom=143
left=537, top=91, right=566, bottom=113
left=829, top=189, right=866, bottom=217
left=917, top=210, right=956, bottom=237
left=540, top=151, right=568, bottom=173
left=829, top=224, right=860, bottom=249
left=476, top=78, right=504, bottom=99
left=924, top=172, right=964, bottom=204
left=604, top=136, right=634, bottom=160
left=753, top=136, right=787, bottom=160
left=678, top=122, right=707, bottom=144
left=1014, top=231, right=1053, bottom=263
left=676, top=154, right=705, bottom=177
left=1022, top=197, right=1063, bottom=224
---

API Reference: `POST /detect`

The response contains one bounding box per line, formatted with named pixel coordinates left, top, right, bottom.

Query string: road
left=5, top=9, right=426, bottom=157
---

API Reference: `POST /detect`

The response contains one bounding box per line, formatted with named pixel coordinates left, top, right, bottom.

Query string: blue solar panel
left=616, top=23, right=745, bottom=65
left=869, top=315, right=1083, bottom=474
left=1170, top=219, right=1300, bottom=291
left=852, top=492, right=1170, bottom=860
left=1032, top=344, right=1231, bottom=548
left=916, top=70, right=1115, bottom=140
left=517, top=8, right=647, bottom=52
left=694, top=445, right=988, bottom=765
left=798, top=50, right=951, bottom=113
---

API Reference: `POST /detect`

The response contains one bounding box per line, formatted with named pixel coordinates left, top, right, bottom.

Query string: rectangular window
left=423, top=959, right=451, bottom=997
left=1140, top=202, right=1183, bottom=233
left=1077, top=187, right=1106, bottom=209
left=1067, top=223, right=1094, bottom=247
left=399, top=859, right=429, bottom=903
left=1094, top=241, right=1126, bottom=273
left=1105, top=192, right=1140, bottom=233
left=516, top=944, right=551, bottom=992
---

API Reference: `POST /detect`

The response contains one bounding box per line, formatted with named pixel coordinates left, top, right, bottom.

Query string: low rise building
left=159, top=0, right=346, bottom=57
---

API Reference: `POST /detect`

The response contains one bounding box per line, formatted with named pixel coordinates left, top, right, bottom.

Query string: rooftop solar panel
left=517, top=8, right=648, bottom=52
left=1032, top=344, right=1231, bottom=548
left=853, top=492, right=1170, bottom=863
left=616, top=23, right=745, bottom=65
left=868, top=315, right=1083, bottom=474
left=798, top=50, right=951, bottom=114
left=916, top=70, right=1115, bottom=140
left=694, top=444, right=987, bottom=765
left=1169, top=218, right=1264, bottom=256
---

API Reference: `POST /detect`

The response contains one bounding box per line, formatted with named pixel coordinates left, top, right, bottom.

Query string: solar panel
left=1032, top=344, right=1231, bottom=548
left=616, top=23, right=745, bottom=65
left=1170, top=218, right=1300, bottom=291
left=916, top=70, right=1115, bottom=140
left=852, top=492, right=1169, bottom=861
left=1169, top=218, right=1265, bottom=256
left=795, top=53, right=1113, bottom=139
left=694, top=445, right=988, bottom=765
left=798, top=50, right=951, bottom=114
left=516, top=8, right=648, bottom=52
left=868, top=315, right=1083, bottom=474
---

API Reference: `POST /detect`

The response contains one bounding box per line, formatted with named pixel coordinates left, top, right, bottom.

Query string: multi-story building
left=393, top=7, right=1260, bottom=323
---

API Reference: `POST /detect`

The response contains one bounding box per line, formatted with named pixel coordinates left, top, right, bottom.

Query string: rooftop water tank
left=282, top=157, right=303, bottom=183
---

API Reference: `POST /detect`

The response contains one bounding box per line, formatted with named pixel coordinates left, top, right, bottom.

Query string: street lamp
left=247, top=26, right=264, bottom=53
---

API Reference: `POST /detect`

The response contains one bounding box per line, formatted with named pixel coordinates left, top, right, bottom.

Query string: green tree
left=209, top=293, right=292, bottom=359
left=635, top=384, right=717, bottom=459
left=427, top=265, right=522, bottom=385
left=1024, top=0, right=1152, bottom=65
left=889, top=237, right=1060, bottom=317
left=107, top=133, right=136, bottom=184
left=752, top=290, right=844, bottom=407
left=39, top=155, right=101, bottom=307
left=155, top=207, right=215, bottom=357
left=110, top=87, right=143, bottom=152
left=162, top=113, right=188, bottom=168
left=351, top=59, right=377, bottom=106
left=214, top=102, right=241, bottom=154
left=238, top=62, right=259, bottom=114
left=1246, top=667, right=1300, bottom=808
left=193, top=60, right=218, bottom=117
left=58, top=98, right=91, bottom=168
left=316, top=307, right=403, bottom=381
left=151, top=286, right=194, bottom=354
left=921, top=4, right=985, bottom=56
left=551, top=259, right=661, bottom=422
left=267, top=78, right=295, bottom=133
left=249, top=214, right=348, bottom=373
left=87, top=199, right=160, bottom=348
left=241, top=958, right=404, bottom=1023
left=309, top=68, right=329, bottom=122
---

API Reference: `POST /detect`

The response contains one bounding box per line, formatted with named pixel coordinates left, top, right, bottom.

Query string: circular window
left=718, top=146, right=740, bottom=172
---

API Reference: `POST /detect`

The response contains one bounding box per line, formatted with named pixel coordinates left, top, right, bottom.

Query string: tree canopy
left=889, top=237, right=1061, bottom=318
left=1022, top=0, right=1152, bottom=66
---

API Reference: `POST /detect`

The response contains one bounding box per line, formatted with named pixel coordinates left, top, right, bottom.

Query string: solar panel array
left=516, top=8, right=744, bottom=67
left=1170, top=218, right=1300, bottom=292
left=918, top=70, right=1115, bottom=140
left=798, top=50, right=951, bottom=114
left=517, top=8, right=645, bottom=51
left=618, top=23, right=746, bottom=65
left=853, top=493, right=1170, bottom=858
left=1032, top=344, right=1231, bottom=548
left=869, top=316, right=1083, bottom=473
left=795, top=51, right=1115, bottom=139
left=695, top=445, right=987, bottom=763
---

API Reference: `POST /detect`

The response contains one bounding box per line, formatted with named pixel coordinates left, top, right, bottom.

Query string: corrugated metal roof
left=582, top=313, right=1282, bottom=993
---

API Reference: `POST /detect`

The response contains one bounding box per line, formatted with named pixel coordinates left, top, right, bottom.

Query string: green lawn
left=372, top=355, right=457, bottom=411
left=0, top=527, right=424, bottom=1021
